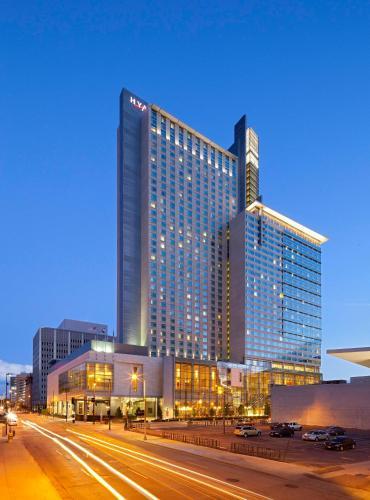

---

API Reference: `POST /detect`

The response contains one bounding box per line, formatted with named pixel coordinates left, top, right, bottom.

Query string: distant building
left=9, top=376, right=17, bottom=404
left=58, top=319, right=108, bottom=335
left=32, top=319, right=111, bottom=409
left=13, top=373, right=32, bottom=410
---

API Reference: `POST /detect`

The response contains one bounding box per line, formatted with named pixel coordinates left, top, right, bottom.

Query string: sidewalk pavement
left=0, top=424, right=60, bottom=500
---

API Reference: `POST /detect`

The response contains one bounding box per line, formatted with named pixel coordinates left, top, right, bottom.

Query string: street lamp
left=88, top=373, right=96, bottom=424
left=107, top=378, right=112, bottom=431
left=218, top=385, right=226, bottom=434
left=131, top=372, right=147, bottom=441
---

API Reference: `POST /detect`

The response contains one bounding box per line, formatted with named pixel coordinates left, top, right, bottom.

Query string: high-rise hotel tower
left=117, top=88, right=327, bottom=384
left=117, top=89, right=260, bottom=360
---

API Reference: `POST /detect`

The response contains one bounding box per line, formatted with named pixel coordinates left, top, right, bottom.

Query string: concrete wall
left=271, top=383, right=370, bottom=430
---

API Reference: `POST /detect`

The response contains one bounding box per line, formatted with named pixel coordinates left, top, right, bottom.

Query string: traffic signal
left=91, top=398, right=95, bottom=403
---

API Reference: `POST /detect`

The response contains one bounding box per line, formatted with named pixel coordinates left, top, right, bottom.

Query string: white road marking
left=69, top=430, right=272, bottom=500
left=24, top=421, right=158, bottom=500
left=23, top=421, right=124, bottom=500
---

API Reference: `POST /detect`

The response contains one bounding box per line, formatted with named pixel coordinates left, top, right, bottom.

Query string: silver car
left=234, top=425, right=261, bottom=437
left=302, top=430, right=328, bottom=441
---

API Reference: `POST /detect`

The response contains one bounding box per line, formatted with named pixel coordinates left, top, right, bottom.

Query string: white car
left=302, top=430, right=328, bottom=441
left=234, top=425, right=261, bottom=437
left=5, top=412, right=18, bottom=425
left=287, top=422, right=302, bottom=431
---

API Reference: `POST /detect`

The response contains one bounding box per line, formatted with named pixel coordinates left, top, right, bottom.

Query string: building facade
left=47, top=341, right=259, bottom=419
left=117, top=88, right=327, bottom=415
left=117, top=88, right=259, bottom=360
left=32, top=319, right=111, bottom=409
left=227, top=202, right=326, bottom=411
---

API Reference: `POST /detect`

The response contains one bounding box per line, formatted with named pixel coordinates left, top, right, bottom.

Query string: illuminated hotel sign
left=130, top=96, right=147, bottom=112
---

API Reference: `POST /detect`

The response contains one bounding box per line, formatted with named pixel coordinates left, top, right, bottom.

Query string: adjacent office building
left=32, top=319, right=111, bottom=409
left=116, top=88, right=327, bottom=415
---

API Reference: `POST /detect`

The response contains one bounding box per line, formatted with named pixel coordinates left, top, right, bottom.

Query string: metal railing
left=130, top=427, right=286, bottom=461
left=230, top=441, right=283, bottom=461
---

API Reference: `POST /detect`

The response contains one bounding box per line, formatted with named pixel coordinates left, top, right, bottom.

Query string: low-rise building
left=271, top=347, right=370, bottom=430
left=47, top=341, right=263, bottom=419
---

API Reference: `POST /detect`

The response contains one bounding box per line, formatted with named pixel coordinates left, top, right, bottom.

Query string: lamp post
left=131, top=372, right=147, bottom=440
left=92, top=382, right=96, bottom=425
left=218, top=385, right=226, bottom=434
left=108, top=378, right=112, bottom=431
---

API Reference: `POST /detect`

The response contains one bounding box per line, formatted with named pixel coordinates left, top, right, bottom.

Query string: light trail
left=68, top=429, right=273, bottom=500
left=24, top=421, right=158, bottom=500
left=23, top=421, right=124, bottom=500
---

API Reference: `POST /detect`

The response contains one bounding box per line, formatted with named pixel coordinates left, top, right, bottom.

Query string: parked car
left=287, top=422, right=302, bottom=431
left=270, top=426, right=294, bottom=438
left=302, top=430, right=328, bottom=441
left=234, top=425, right=261, bottom=437
left=325, top=436, right=356, bottom=451
left=326, top=426, right=345, bottom=436
left=270, top=422, right=282, bottom=430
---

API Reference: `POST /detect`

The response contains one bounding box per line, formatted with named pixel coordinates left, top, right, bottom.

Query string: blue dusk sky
left=1, top=1, right=369, bottom=382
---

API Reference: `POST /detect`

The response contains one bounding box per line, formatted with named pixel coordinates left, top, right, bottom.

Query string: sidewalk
left=0, top=425, right=60, bottom=500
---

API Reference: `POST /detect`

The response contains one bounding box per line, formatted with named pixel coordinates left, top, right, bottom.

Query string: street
left=1, top=415, right=367, bottom=499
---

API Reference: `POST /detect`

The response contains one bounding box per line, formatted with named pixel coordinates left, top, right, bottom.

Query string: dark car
left=326, top=426, right=345, bottom=436
left=270, top=426, right=294, bottom=438
left=325, top=436, right=356, bottom=451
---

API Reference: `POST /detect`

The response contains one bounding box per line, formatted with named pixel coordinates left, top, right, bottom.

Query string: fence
left=130, top=427, right=286, bottom=461
left=160, top=431, right=220, bottom=449
left=230, top=442, right=283, bottom=461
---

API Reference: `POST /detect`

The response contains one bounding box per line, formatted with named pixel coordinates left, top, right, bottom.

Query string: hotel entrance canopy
left=327, top=347, right=370, bottom=369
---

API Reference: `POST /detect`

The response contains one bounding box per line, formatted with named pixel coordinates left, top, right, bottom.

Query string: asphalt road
left=17, top=415, right=366, bottom=499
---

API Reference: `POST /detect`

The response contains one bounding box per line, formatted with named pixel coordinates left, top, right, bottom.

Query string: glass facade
left=144, top=108, right=238, bottom=361
left=243, top=210, right=322, bottom=366
left=174, top=360, right=248, bottom=418
left=228, top=203, right=325, bottom=414
left=58, top=362, right=113, bottom=394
